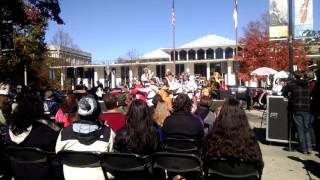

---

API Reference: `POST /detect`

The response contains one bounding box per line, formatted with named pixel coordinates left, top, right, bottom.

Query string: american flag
left=172, top=0, right=175, bottom=30
left=233, top=0, right=238, bottom=29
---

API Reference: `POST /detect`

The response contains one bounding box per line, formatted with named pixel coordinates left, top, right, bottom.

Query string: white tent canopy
left=251, top=67, right=278, bottom=76
left=274, top=71, right=289, bottom=79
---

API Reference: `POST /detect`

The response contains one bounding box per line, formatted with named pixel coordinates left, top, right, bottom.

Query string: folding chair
left=100, top=152, right=152, bottom=180
left=163, top=137, right=200, bottom=154
left=6, top=146, right=52, bottom=180
left=204, top=157, right=261, bottom=180
left=152, top=152, right=203, bottom=180
left=58, top=150, right=103, bottom=179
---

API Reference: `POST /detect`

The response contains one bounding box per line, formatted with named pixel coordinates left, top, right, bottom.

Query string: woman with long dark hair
left=6, top=92, right=59, bottom=152
left=114, top=99, right=159, bottom=155
left=205, top=97, right=264, bottom=172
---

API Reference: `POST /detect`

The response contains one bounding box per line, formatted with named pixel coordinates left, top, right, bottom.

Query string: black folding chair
left=204, top=157, right=261, bottom=180
left=163, top=137, right=200, bottom=154
left=6, top=146, right=53, bottom=180
left=152, top=152, right=203, bottom=180
left=58, top=150, right=104, bottom=179
left=58, top=150, right=101, bottom=168
left=100, top=152, right=152, bottom=180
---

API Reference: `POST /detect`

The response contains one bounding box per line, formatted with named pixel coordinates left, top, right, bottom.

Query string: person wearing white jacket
left=166, top=72, right=182, bottom=95
left=56, top=96, right=115, bottom=180
left=181, top=74, right=198, bottom=99
left=138, top=78, right=159, bottom=106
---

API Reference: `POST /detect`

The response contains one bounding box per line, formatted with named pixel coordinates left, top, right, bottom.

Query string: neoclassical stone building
left=48, top=45, right=92, bottom=65
left=50, top=34, right=240, bottom=89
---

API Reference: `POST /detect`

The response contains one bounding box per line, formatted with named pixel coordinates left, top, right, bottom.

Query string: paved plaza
left=246, top=110, right=320, bottom=180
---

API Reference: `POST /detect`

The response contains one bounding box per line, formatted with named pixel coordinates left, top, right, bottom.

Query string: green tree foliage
left=0, top=0, right=63, bottom=86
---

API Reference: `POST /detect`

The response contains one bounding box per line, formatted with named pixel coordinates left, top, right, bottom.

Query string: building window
left=175, top=64, right=185, bottom=77
left=206, top=49, right=214, bottom=59
left=215, top=48, right=223, bottom=59
left=197, top=49, right=205, bottom=60
left=233, top=61, right=240, bottom=73
left=171, top=51, right=178, bottom=61
left=225, top=47, right=234, bottom=59
left=194, top=63, right=206, bottom=77
left=121, top=66, right=129, bottom=85
left=188, top=50, right=196, bottom=60
left=179, top=50, right=187, bottom=60
left=156, top=64, right=166, bottom=79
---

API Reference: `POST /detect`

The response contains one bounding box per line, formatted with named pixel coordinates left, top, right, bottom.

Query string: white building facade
left=50, top=34, right=240, bottom=89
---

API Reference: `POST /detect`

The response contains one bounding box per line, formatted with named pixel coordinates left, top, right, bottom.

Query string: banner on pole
left=295, top=0, right=313, bottom=37
left=269, top=0, right=288, bottom=39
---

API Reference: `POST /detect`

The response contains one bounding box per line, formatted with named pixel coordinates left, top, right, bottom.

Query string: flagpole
left=233, top=0, right=239, bottom=85
left=172, top=0, right=176, bottom=76
left=235, top=0, right=238, bottom=59
left=173, top=25, right=176, bottom=76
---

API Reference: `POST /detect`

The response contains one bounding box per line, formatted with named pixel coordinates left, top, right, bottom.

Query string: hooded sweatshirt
left=55, top=119, right=115, bottom=180
left=282, top=79, right=310, bottom=112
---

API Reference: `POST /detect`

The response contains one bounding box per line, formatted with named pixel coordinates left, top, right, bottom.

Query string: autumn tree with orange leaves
left=238, top=14, right=308, bottom=81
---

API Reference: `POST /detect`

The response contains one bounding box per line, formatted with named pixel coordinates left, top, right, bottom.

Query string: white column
left=233, top=48, right=235, bottom=59
left=189, top=63, right=194, bottom=75
left=129, top=68, right=133, bottom=88
left=195, top=51, right=198, bottom=60
left=213, top=49, right=216, bottom=59
left=227, top=60, right=233, bottom=85
left=177, top=51, right=180, bottom=61
left=60, top=70, right=64, bottom=90
left=206, top=62, right=210, bottom=80
left=94, top=68, right=98, bottom=87
left=223, top=49, right=226, bottom=59
left=71, top=68, right=75, bottom=90
left=186, top=51, right=189, bottom=61
left=111, top=71, right=115, bottom=89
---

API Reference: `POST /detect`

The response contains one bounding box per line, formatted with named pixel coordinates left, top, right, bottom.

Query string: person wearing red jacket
left=130, top=79, right=147, bottom=102
left=100, top=93, right=127, bottom=133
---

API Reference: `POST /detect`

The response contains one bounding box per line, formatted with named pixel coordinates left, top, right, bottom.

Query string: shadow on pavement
left=288, top=156, right=320, bottom=179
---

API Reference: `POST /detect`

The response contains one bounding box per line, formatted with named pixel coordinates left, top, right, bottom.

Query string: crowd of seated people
left=0, top=80, right=264, bottom=179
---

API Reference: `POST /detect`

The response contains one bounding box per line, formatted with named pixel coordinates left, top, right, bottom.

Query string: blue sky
left=45, top=0, right=320, bottom=63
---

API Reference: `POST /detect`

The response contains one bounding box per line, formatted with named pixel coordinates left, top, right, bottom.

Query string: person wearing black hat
left=56, top=96, right=115, bottom=180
